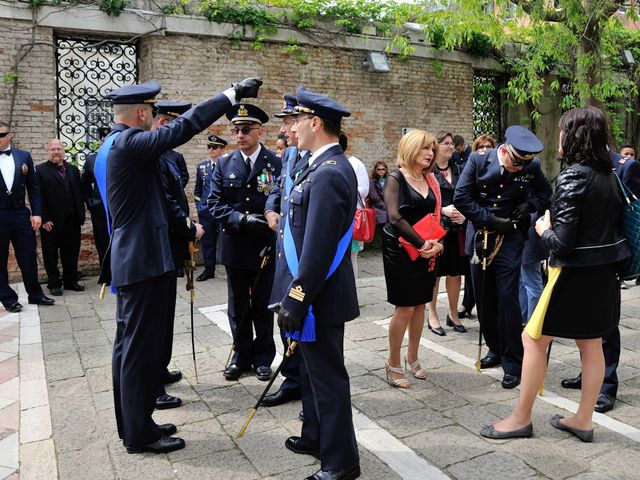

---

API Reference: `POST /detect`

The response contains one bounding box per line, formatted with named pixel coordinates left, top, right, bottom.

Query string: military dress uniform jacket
left=100, top=93, right=233, bottom=288
left=271, top=145, right=360, bottom=325
left=194, top=158, right=215, bottom=221
left=36, top=161, right=85, bottom=227
left=82, top=153, right=102, bottom=211
left=613, top=152, right=640, bottom=197
left=0, top=148, right=41, bottom=215
left=208, top=145, right=281, bottom=270
left=453, top=148, right=552, bottom=255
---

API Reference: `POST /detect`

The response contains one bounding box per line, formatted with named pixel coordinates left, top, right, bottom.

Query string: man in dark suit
left=37, top=139, right=86, bottom=296
left=452, top=134, right=472, bottom=171
left=0, top=122, right=54, bottom=312
left=82, top=126, right=110, bottom=269
left=209, top=103, right=280, bottom=382
left=98, top=78, right=261, bottom=454
left=194, top=134, right=227, bottom=281
left=275, top=87, right=360, bottom=480
left=454, top=126, right=552, bottom=389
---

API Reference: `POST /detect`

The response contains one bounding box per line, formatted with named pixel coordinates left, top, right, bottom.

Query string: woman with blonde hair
left=383, top=130, right=444, bottom=388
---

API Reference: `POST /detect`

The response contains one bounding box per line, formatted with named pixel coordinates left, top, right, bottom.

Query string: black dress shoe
left=29, top=296, right=55, bottom=305
left=479, top=354, right=501, bottom=369
left=561, top=374, right=582, bottom=390
left=285, top=436, right=319, bottom=458
left=501, top=373, right=521, bottom=389
left=49, top=287, right=63, bottom=296
left=255, top=365, right=272, bottom=381
left=594, top=393, right=615, bottom=413
left=304, top=464, right=361, bottom=480
left=196, top=271, right=215, bottom=282
left=158, top=423, right=177, bottom=435
left=223, top=363, right=248, bottom=381
left=126, top=435, right=185, bottom=454
left=63, top=282, right=85, bottom=292
left=155, top=393, right=182, bottom=410
left=4, top=302, right=22, bottom=313
left=446, top=315, right=467, bottom=333
left=427, top=324, right=446, bottom=336
left=163, top=370, right=182, bottom=384
left=458, top=307, right=473, bottom=319
left=262, top=388, right=301, bottom=407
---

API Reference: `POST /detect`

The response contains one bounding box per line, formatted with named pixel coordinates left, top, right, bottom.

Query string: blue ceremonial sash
left=94, top=132, right=121, bottom=294
left=283, top=153, right=353, bottom=342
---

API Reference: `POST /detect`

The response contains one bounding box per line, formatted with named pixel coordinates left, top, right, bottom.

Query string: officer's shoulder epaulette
left=320, top=160, right=337, bottom=166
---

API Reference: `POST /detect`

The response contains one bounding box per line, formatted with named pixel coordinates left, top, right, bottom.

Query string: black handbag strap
left=613, top=171, right=638, bottom=204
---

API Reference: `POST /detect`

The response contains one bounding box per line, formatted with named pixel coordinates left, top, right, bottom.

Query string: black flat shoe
left=158, top=423, right=177, bottom=436
left=304, top=464, right=361, bottom=480
left=480, top=423, right=533, bottom=439
left=255, top=365, right=273, bottom=381
left=550, top=414, right=594, bottom=442
left=4, top=301, right=22, bottom=313
left=262, top=388, right=301, bottom=407
left=501, top=374, right=520, bottom=389
left=479, top=354, right=501, bottom=369
left=446, top=315, right=467, bottom=333
left=561, top=374, right=582, bottom=390
left=428, top=324, right=446, bottom=336
left=63, top=282, right=85, bottom=292
left=594, top=393, right=615, bottom=413
left=196, top=271, right=215, bottom=282
left=49, top=287, right=63, bottom=297
left=126, top=435, right=185, bottom=454
left=458, top=307, right=473, bottom=319
left=223, top=363, right=249, bottom=381
left=155, top=393, right=182, bottom=410
left=29, top=296, right=55, bottom=305
left=163, top=370, right=182, bottom=384
left=285, top=436, right=319, bottom=458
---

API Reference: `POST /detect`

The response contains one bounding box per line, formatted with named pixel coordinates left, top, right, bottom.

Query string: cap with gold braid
left=504, top=125, right=543, bottom=166
left=156, top=100, right=192, bottom=118
left=226, top=103, right=269, bottom=125
left=104, top=81, right=161, bottom=104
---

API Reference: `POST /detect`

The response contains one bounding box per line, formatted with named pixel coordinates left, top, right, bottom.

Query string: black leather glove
left=232, top=77, right=263, bottom=100
left=277, top=306, right=303, bottom=333
left=240, top=213, right=271, bottom=235
left=491, top=215, right=516, bottom=234
left=511, top=202, right=532, bottom=223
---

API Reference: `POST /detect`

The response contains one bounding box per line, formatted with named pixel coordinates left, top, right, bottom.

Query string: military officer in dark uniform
left=454, top=126, right=552, bottom=389
left=152, top=100, right=204, bottom=409
left=208, top=103, right=280, bottom=381
left=98, top=78, right=262, bottom=454
left=0, top=122, right=54, bottom=312
left=261, top=93, right=305, bottom=408
left=276, top=87, right=360, bottom=480
left=194, top=134, right=227, bottom=281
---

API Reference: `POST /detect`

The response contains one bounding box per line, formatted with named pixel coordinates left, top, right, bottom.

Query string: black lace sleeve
left=384, top=172, right=425, bottom=248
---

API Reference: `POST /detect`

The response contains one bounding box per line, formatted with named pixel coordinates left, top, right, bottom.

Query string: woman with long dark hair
left=481, top=106, right=630, bottom=442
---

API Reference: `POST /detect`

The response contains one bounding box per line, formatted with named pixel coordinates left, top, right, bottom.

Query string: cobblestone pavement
left=4, top=248, right=640, bottom=479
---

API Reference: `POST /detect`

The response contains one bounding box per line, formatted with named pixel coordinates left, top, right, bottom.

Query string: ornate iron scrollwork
left=55, top=37, right=138, bottom=165
left=473, top=71, right=504, bottom=141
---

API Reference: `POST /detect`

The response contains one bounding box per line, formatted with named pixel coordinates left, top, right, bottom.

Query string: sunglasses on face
left=478, top=144, right=492, bottom=149
left=231, top=126, right=260, bottom=135
left=0, top=132, right=10, bottom=138
left=376, top=167, right=387, bottom=171
left=208, top=145, right=222, bottom=150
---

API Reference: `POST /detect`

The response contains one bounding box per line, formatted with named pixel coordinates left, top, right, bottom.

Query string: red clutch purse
left=399, top=213, right=447, bottom=261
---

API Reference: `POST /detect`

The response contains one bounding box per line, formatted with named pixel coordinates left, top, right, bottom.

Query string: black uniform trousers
left=225, top=263, right=276, bottom=370
left=40, top=214, right=81, bottom=289
left=298, top=323, right=359, bottom=471
left=471, top=232, right=524, bottom=377
left=113, top=274, right=172, bottom=447
left=156, top=273, right=178, bottom=397
left=199, top=216, right=218, bottom=275
left=0, top=208, right=45, bottom=306
left=89, top=206, right=109, bottom=269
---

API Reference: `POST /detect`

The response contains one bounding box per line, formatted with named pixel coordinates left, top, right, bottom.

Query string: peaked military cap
left=295, top=87, right=351, bottom=124
left=226, top=103, right=269, bottom=125
left=505, top=125, right=544, bottom=162
left=274, top=93, right=300, bottom=118
left=207, top=134, right=228, bottom=147
left=104, top=81, right=161, bottom=105
left=156, top=100, right=192, bottom=118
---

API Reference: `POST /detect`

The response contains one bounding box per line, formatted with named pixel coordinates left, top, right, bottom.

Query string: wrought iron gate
left=55, top=36, right=138, bottom=164
left=472, top=71, right=504, bottom=141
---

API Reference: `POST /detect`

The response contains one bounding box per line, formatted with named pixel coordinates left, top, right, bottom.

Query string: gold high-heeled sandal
left=404, top=355, right=428, bottom=380
left=385, top=361, right=411, bottom=389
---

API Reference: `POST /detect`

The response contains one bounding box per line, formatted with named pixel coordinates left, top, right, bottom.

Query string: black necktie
left=0, top=150, right=11, bottom=156
left=294, top=152, right=311, bottom=180
left=245, top=156, right=251, bottom=171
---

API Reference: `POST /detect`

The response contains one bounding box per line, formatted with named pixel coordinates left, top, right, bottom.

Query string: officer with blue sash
left=208, top=103, right=280, bottom=381
left=275, top=87, right=360, bottom=480
left=261, top=94, right=307, bottom=408
left=194, top=134, right=227, bottom=281
left=97, top=78, right=262, bottom=454
left=454, top=126, right=552, bottom=389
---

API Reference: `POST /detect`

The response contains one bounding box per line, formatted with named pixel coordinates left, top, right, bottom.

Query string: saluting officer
left=194, top=135, right=227, bottom=281
left=208, top=103, right=281, bottom=382
left=261, top=93, right=306, bottom=408
left=99, top=78, right=261, bottom=455
left=454, top=126, right=552, bottom=389
left=276, top=87, right=360, bottom=480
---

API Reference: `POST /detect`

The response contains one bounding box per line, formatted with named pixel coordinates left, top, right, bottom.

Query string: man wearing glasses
left=454, top=126, right=551, bottom=390
left=208, top=103, right=280, bottom=382
left=0, top=122, right=55, bottom=312
left=194, top=134, right=227, bottom=281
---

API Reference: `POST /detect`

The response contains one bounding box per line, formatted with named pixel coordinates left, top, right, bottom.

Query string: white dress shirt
left=0, top=146, right=15, bottom=192
left=241, top=145, right=262, bottom=170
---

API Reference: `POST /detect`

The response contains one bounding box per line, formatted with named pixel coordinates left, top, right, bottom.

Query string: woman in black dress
left=481, top=106, right=631, bottom=442
left=427, top=132, right=467, bottom=335
left=383, top=130, right=444, bottom=388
